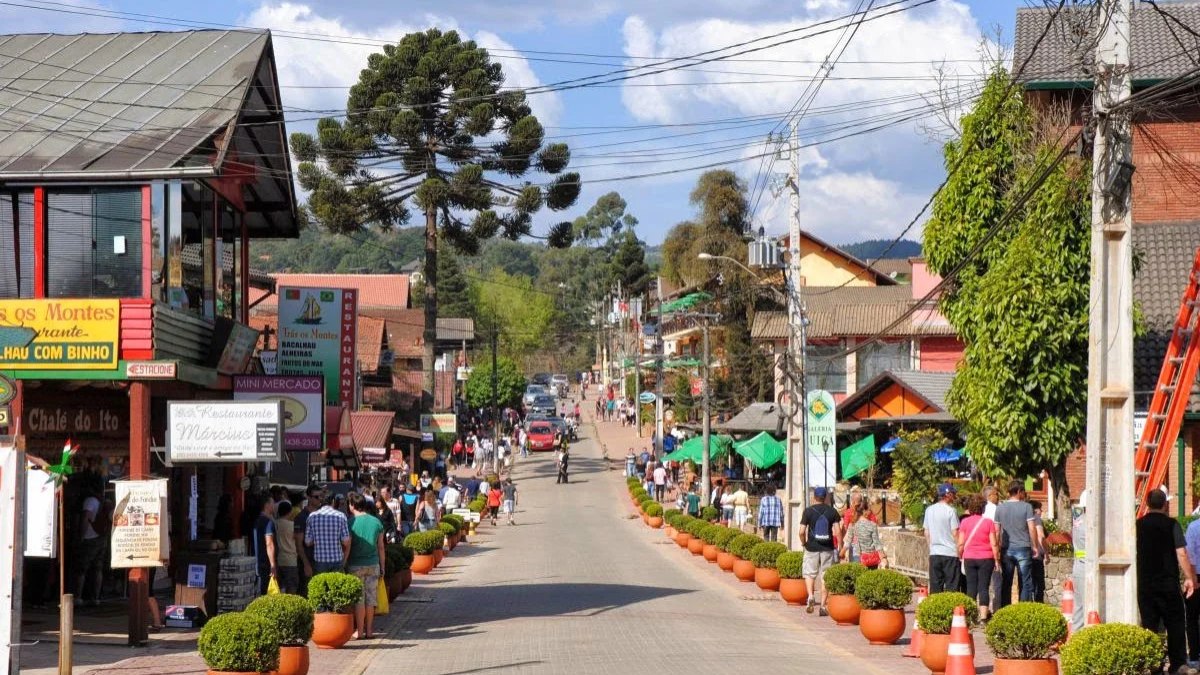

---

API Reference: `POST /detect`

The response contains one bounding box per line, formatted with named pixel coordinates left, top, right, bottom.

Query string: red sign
left=339, top=290, right=357, bottom=409
left=690, top=377, right=704, bottom=397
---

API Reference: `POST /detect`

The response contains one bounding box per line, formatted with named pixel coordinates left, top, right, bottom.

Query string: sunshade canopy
left=733, top=432, right=786, bottom=469
left=663, top=434, right=732, bottom=463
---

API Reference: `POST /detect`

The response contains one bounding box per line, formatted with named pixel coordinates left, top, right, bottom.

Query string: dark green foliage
left=985, top=602, right=1067, bottom=660
left=842, top=239, right=922, bottom=260
left=1060, top=624, right=1164, bottom=675
left=748, top=541, right=788, bottom=569
left=700, top=505, right=720, bottom=522
left=198, top=612, right=280, bottom=672
left=403, top=531, right=442, bottom=555
left=729, top=533, right=763, bottom=559
left=245, top=594, right=314, bottom=646
left=854, top=570, right=913, bottom=610
left=711, top=526, right=739, bottom=549
left=306, top=572, right=364, bottom=614
left=917, top=592, right=980, bottom=635
left=892, top=428, right=947, bottom=525
left=464, top=355, right=526, bottom=409
left=776, top=551, right=805, bottom=579
left=645, top=502, right=663, bottom=518
left=439, top=521, right=458, bottom=537
left=385, top=543, right=414, bottom=575
left=823, top=563, right=867, bottom=595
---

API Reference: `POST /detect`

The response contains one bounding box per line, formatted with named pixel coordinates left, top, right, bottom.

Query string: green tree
left=472, top=269, right=557, bottom=364
left=923, top=68, right=1090, bottom=511
left=412, top=246, right=474, bottom=319
left=609, top=231, right=651, bottom=296
left=572, top=191, right=637, bottom=245
left=672, top=372, right=695, bottom=423
left=464, top=355, right=525, bottom=410
left=291, top=28, right=580, bottom=411
left=891, top=428, right=948, bottom=525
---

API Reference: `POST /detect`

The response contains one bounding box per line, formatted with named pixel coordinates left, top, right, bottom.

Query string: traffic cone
left=902, top=586, right=928, bottom=658
left=944, top=605, right=976, bottom=675
left=1086, top=610, right=1101, bottom=626
left=1060, top=579, right=1075, bottom=638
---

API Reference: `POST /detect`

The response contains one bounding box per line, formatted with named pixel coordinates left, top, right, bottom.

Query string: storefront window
left=217, top=206, right=238, bottom=320
left=806, top=342, right=847, bottom=393
left=856, top=340, right=912, bottom=389
left=165, top=181, right=186, bottom=309
left=180, top=182, right=215, bottom=318
left=46, top=188, right=143, bottom=298
left=150, top=182, right=167, bottom=303
left=0, top=191, right=34, bottom=298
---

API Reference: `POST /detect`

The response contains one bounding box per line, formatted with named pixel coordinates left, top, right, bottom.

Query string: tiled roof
left=369, top=308, right=475, bottom=342
left=391, top=369, right=456, bottom=411
left=349, top=410, right=396, bottom=450
left=386, top=318, right=425, bottom=360
left=1132, top=221, right=1200, bottom=408
left=838, top=369, right=955, bottom=417
left=251, top=274, right=410, bottom=310
left=1014, top=4, right=1200, bottom=86
left=751, top=286, right=956, bottom=340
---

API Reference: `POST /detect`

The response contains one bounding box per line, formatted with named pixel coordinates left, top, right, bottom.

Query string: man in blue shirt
left=251, top=496, right=277, bottom=595
left=1184, top=504, right=1200, bottom=668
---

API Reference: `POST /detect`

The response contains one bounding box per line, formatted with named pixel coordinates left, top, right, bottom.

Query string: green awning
left=733, top=432, right=786, bottom=469
left=660, top=292, right=714, bottom=314
left=663, top=434, right=732, bottom=463
left=840, top=435, right=877, bottom=479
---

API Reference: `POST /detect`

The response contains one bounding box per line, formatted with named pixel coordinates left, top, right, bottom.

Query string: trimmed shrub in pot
left=854, top=569, right=912, bottom=645
left=688, top=523, right=711, bottom=555
left=776, top=551, right=807, bottom=605
left=700, top=505, right=719, bottom=522
left=1060, top=624, right=1164, bottom=675
left=644, top=502, right=664, bottom=528
left=307, top=573, right=362, bottom=650
left=918, top=591, right=979, bottom=674
left=985, top=602, right=1066, bottom=675
left=823, top=563, right=866, bottom=626
left=404, top=531, right=439, bottom=574
left=749, top=542, right=787, bottom=591
left=729, top=534, right=762, bottom=582
left=245, top=594, right=314, bottom=675
left=198, top=612, right=279, bottom=674
left=713, top=527, right=739, bottom=570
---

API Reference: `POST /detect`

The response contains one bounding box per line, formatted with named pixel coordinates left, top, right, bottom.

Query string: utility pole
left=783, top=118, right=809, bottom=552
left=634, top=292, right=643, bottom=439
left=655, top=278, right=665, bottom=456
left=491, top=326, right=499, bottom=476
left=701, top=320, right=712, bottom=506
left=1085, top=0, right=1136, bottom=625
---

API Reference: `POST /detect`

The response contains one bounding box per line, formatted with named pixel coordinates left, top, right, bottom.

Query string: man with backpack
left=799, top=487, right=841, bottom=616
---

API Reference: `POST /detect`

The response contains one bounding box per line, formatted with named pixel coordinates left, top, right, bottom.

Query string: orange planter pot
left=664, top=526, right=676, bottom=539
left=754, top=567, right=781, bottom=591
left=400, top=569, right=412, bottom=592
left=993, top=659, right=1058, bottom=675
left=277, top=645, right=310, bottom=675
left=859, top=609, right=906, bottom=645
left=433, top=549, right=445, bottom=565
left=411, top=554, right=435, bottom=575
left=779, top=578, right=809, bottom=605
left=641, top=513, right=649, bottom=525
left=921, top=633, right=975, bottom=675
left=826, top=594, right=861, bottom=626
left=688, top=537, right=705, bottom=555
left=648, top=516, right=663, bottom=529
left=311, top=612, right=353, bottom=650
left=675, top=532, right=690, bottom=548
left=717, top=551, right=736, bottom=571
left=702, top=544, right=719, bottom=562
left=733, top=559, right=756, bottom=582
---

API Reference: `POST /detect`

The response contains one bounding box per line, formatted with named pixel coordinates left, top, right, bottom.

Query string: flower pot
left=664, top=526, right=676, bottom=539
left=449, top=535, right=458, bottom=550
left=206, top=671, right=267, bottom=675
left=386, top=573, right=403, bottom=601
left=400, top=569, right=412, bottom=592
left=687, top=537, right=705, bottom=555
left=641, top=513, right=649, bottom=525
left=648, top=516, right=663, bottom=529
left=717, top=551, right=736, bottom=571
left=675, top=532, right=690, bottom=548
left=411, top=554, right=435, bottom=575
left=754, top=567, right=781, bottom=591
left=702, top=544, right=719, bottom=562
left=920, top=632, right=975, bottom=674
left=278, top=644, right=310, bottom=675
left=859, top=608, right=906, bottom=645
left=826, top=594, right=861, bottom=626
left=993, top=658, right=1059, bottom=675
left=779, top=578, right=809, bottom=605
left=312, top=612, right=354, bottom=650
left=433, top=549, right=445, bottom=566
left=733, top=559, right=756, bottom=582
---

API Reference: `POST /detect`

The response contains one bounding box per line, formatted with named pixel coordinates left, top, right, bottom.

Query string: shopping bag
left=376, top=578, right=389, bottom=615
left=266, top=575, right=281, bottom=595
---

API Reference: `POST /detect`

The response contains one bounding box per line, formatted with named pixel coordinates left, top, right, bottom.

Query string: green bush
left=985, top=602, right=1067, bottom=660
left=439, top=521, right=458, bottom=537
left=442, top=514, right=465, bottom=531
left=245, top=593, right=313, bottom=646
left=676, top=515, right=695, bottom=531
left=306, top=572, right=363, bottom=614
left=664, top=508, right=682, bottom=522
left=468, top=498, right=485, bottom=513
left=1060, top=624, right=1164, bottom=675
left=917, top=592, right=979, bottom=635
left=686, top=519, right=709, bottom=537
left=776, top=551, right=805, bottom=579
left=645, top=503, right=663, bottom=517
left=854, top=569, right=913, bottom=610
left=711, top=526, right=739, bottom=549
left=823, top=562, right=867, bottom=595
left=198, top=612, right=279, bottom=672
left=748, top=542, right=788, bottom=568
left=403, top=531, right=441, bottom=555
left=385, top=543, right=414, bottom=575
left=729, top=534, right=763, bottom=559
left=701, top=505, right=720, bottom=521
left=429, top=531, right=446, bottom=550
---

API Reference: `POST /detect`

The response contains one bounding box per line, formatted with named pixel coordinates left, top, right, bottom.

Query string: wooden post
left=127, top=383, right=150, bottom=646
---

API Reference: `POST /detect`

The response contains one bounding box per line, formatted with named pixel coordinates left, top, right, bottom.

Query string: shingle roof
left=1014, top=3, right=1200, bottom=86
left=253, top=274, right=410, bottom=310
left=0, top=30, right=298, bottom=237
left=1132, top=220, right=1200, bottom=408
left=750, top=285, right=956, bottom=340
left=370, top=308, right=475, bottom=342
left=716, top=402, right=786, bottom=434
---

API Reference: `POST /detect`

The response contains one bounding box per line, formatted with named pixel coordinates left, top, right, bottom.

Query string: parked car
left=524, top=413, right=550, bottom=429
left=523, top=384, right=546, bottom=407
left=550, top=374, right=569, bottom=394
left=527, top=422, right=557, bottom=451
left=531, top=373, right=552, bottom=386
left=530, top=394, right=557, bottom=416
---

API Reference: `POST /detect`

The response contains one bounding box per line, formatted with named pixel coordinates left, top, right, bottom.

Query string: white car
left=523, top=385, right=546, bottom=407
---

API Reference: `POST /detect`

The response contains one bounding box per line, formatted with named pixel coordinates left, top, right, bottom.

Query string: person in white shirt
left=652, top=464, right=668, bottom=502
left=441, top=482, right=462, bottom=510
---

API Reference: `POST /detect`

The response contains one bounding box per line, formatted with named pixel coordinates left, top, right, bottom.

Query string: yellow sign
left=0, top=300, right=120, bottom=370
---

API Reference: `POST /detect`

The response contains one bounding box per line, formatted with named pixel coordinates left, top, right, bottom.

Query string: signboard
left=638, top=391, right=657, bottom=404
left=690, top=377, right=704, bottom=397
left=166, top=401, right=283, bottom=463
left=187, top=564, right=206, bottom=589
left=1134, top=411, right=1148, bottom=444
left=277, top=287, right=357, bottom=408
left=419, top=448, right=436, bottom=461
left=259, top=350, right=278, bottom=375
left=806, top=389, right=838, bottom=488
left=420, top=413, right=457, bottom=434
left=111, top=479, right=168, bottom=568
left=0, top=374, right=14, bottom=405
left=24, top=463, right=55, bottom=557
left=0, top=443, right=19, bottom=673
left=125, top=361, right=177, bottom=379
left=0, top=299, right=120, bottom=369
left=0, top=406, right=9, bottom=427
left=361, top=447, right=386, bottom=464
left=456, top=366, right=472, bottom=382
left=233, top=375, right=325, bottom=451
left=216, top=323, right=261, bottom=375
left=25, top=404, right=125, bottom=435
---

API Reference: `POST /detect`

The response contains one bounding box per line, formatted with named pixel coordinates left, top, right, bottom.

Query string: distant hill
left=842, top=239, right=922, bottom=260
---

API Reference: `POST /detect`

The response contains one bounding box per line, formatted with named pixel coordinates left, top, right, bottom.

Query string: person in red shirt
left=487, top=485, right=503, bottom=526
left=837, top=490, right=877, bottom=549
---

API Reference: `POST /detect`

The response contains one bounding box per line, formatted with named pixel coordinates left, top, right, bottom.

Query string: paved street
left=361, top=411, right=931, bottom=675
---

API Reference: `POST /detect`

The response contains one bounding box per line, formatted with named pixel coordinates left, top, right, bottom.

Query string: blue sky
left=3, top=0, right=1027, bottom=246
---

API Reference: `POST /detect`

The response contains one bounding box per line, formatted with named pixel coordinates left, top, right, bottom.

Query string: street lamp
left=697, top=252, right=759, bottom=277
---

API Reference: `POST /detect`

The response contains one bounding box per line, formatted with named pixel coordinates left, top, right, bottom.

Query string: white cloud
left=475, top=31, right=563, bottom=128
left=0, top=0, right=123, bottom=34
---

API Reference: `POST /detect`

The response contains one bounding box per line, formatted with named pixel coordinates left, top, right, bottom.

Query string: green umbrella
left=733, top=432, right=786, bottom=469
left=660, top=292, right=714, bottom=314
left=840, top=435, right=877, bottom=479
left=665, top=435, right=731, bottom=463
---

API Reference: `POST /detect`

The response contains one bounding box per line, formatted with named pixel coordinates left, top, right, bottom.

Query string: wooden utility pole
left=1084, top=0, right=1137, bottom=625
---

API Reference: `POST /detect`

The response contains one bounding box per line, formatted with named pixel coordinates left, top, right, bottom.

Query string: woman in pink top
left=957, top=494, right=1001, bottom=620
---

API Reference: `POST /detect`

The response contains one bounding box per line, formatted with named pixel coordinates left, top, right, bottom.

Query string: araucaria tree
left=923, top=68, right=1090, bottom=512
left=292, top=29, right=581, bottom=409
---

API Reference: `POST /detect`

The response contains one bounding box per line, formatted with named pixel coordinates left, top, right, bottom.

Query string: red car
left=527, top=423, right=557, bottom=451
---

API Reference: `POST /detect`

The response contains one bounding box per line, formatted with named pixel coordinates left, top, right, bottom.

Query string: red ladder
left=1135, top=247, right=1200, bottom=516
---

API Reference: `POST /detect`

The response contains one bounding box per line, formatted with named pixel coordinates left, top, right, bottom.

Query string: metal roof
left=0, top=30, right=298, bottom=237
left=1014, top=3, right=1200, bottom=86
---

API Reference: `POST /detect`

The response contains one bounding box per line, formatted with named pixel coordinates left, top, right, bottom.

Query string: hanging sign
left=277, top=287, right=357, bottom=408
left=166, top=401, right=283, bottom=463
left=638, top=392, right=657, bottom=404
left=233, top=375, right=325, bottom=451
left=0, top=299, right=120, bottom=369
left=806, top=389, right=837, bottom=489
left=24, top=464, right=55, bottom=557
left=419, top=414, right=457, bottom=434
left=111, top=479, right=169, bottom=568
left=0, top=374, right=15, bottom=405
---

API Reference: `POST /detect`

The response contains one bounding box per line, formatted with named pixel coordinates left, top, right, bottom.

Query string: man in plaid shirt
left=303, top=492, right=351, bottom=573
left=758, top=483, right=784, bottom=542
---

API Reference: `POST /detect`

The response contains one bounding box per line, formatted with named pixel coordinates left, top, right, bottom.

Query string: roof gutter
left=0, top=165, right=217, bottom=184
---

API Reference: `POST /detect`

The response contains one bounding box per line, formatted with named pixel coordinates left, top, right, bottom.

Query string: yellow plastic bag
left=266, top=575, right=280, bottom=595
left=376, top=578, right=389, bottom=615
